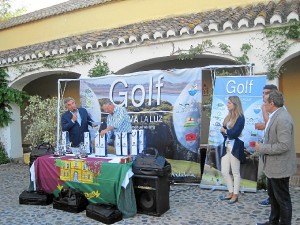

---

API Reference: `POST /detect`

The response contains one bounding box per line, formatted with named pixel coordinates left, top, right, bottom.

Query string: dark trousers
left=267, top=177, right=292, bottom=225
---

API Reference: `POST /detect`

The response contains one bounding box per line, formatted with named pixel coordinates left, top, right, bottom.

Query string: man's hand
left=255, top=122, right=265, bottom=130
left=100, top=129, right=107, bottom=137
left=72, top=112, right=77, bottom=121
left=254, top=142, right=260, bottom=152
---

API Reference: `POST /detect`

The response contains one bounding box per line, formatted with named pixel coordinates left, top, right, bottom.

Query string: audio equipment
left=133, top=174, right=170, bottom=216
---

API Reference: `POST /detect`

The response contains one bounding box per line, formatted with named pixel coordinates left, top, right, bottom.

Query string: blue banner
left=202, top=75, right=267, bottom=192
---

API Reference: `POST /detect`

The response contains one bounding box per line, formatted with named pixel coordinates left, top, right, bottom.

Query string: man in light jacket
left=255, top=90, right=297, bottom=225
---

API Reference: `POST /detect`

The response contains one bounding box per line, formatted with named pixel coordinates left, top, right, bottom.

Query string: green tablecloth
left=33, top=155, right=136, bottom=217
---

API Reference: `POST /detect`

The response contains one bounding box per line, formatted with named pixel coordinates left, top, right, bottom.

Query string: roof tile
left=0, top=0, right=112, bottom=30
left=1, top=0, right=300, bottom=64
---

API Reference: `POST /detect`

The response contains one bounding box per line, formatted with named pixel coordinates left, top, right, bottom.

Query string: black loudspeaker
left=133, top=174, right=170, bottom=216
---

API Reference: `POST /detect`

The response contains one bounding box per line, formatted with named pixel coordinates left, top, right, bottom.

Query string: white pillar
left=0, top=103, right=23, bottom=159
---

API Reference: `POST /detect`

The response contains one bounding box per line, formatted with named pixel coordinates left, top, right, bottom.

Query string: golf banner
left=200, top=75, right=267, bottom=192
left=80, top=68, right=202, bottom=182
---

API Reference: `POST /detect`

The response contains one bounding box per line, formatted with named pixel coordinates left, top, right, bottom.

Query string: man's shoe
left=258, top=198, right=270, bottom=206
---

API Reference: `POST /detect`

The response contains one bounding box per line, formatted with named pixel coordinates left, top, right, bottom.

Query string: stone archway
left=5, top=70, right=81, bottom=159
left=279, top=55, right=300, bottom=154
left=21, top=72, right=81, bottom=148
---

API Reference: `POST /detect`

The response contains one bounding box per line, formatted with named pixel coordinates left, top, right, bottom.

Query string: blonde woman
left=219, top=96, right=245, bottom=204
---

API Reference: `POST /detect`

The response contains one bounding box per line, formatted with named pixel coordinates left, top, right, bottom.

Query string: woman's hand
left=220, top=127, right=226, bottom=134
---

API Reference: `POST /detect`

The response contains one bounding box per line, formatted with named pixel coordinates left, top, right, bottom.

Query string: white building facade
left=0, top=0, right=300, bottom=159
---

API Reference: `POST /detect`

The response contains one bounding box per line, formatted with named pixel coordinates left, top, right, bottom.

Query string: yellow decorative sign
left=59, top=159, right=93, bottom=183
left=84, top=190, right=101, bottom=199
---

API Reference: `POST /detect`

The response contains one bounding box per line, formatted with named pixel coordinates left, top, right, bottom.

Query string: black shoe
left=256, top=222, right=270, bottom=225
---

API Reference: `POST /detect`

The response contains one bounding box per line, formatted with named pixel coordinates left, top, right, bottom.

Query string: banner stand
left=201, top=63, right=255, bottom=87
left=200, top=66, right=266, bottom=193
left=199, top=63, right=256, bottom=190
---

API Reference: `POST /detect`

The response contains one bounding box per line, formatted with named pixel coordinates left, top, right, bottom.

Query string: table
left=30, top=154, right=137, bottom=217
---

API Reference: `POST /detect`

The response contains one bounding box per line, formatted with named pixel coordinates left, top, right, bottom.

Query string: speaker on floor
left=133, top=174, right=170, bottom=216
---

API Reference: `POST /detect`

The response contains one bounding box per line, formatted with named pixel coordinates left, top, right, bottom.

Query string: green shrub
left=0, top=142, right=10, bottom=164
left=88, top=58, right=110, bottom=77
left=22, top=96, right=59, bottom=147
left=0, top=67, right=28, bottom=128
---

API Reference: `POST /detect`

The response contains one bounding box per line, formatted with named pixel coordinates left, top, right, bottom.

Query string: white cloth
left=121, top=168, right=134, bottom=188
left=221, top=146, right=241, bottom=194
left=29, top=162, right=36, bottom=191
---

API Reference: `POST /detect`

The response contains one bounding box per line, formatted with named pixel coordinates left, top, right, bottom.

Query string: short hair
left=101, top=98, right=112, bottom=106
left=267, top=90, right=284, bottom=107
left=263, top=84, right=278, bottom=91
left=63, top=97, right=75, bottom=107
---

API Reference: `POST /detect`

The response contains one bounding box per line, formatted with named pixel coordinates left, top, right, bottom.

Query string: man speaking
left=61, top=97, right=97, bottom=147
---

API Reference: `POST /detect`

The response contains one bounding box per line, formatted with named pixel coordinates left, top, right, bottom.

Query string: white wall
left=0, top=104, right=23, bottom=159
left=4, top=27, right=300, bottom=159
left=96, top=28, right=268, bottom=74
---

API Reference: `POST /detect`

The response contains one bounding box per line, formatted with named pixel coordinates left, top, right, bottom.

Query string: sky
left=11, top=0, right=69, bottom=13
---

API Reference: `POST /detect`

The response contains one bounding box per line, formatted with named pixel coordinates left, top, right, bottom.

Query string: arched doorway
left=19, top=71, right=81, bottom=150
left=280, top=55, right=300, bottom=154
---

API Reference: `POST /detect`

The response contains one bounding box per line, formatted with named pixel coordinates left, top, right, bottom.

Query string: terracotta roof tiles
left=0, top=0, right=300, bottom=65
left=0, top=0, right=111, bottom=30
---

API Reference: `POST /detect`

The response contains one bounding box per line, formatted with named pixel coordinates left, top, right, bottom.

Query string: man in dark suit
left=255, top=90, right=297, bottom=225
left=61, top=97, right=96, bottom=147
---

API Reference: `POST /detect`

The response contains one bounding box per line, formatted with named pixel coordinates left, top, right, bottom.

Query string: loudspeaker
left=133, top=174, right=170, bottom=216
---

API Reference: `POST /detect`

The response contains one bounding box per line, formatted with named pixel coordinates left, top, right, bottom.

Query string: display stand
left=199, top=63, right=264, bottom=193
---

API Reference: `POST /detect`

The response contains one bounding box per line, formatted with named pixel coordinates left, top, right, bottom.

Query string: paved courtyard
left=1, top=163, right=299, bottom=225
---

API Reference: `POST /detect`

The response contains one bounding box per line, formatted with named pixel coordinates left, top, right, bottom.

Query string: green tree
left=22, top=96, right=59, bottom=147
left=0, top=67, right=28, bottom=127
left=0, top=0, right=26, bottom=21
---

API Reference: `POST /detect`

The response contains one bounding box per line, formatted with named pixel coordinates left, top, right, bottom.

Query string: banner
left=201, top=75, right=266, bottom=192
left=80, top=68, right=202, bottom=182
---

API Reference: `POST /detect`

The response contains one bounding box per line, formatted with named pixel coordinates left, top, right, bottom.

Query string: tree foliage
left=0, top=141, right=10, bottom=164
left=0, top=67, right=28, bottom=127
left=261, top=20, right=300, bottom=79
left=0, top=0, right=26, bottom=21
left=22, top=96, right=59, bottom=148
left=88, top=57, right=111, bottom=77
